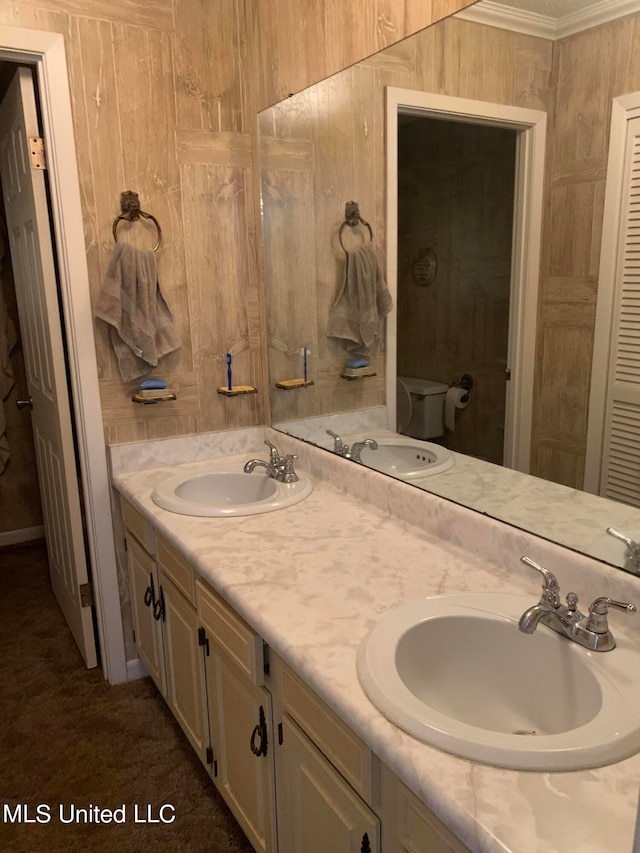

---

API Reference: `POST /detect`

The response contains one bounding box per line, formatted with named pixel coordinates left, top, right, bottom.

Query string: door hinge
left=29, top=137, right=46, bottom=170
left=262, top=641, right=270, bottom=676
left=213, top=759, right=218, bottom=777
left=505, top=367, right=512, bottom=381
left=79, top=582, right=94, bottom=607
left=277, top=722, right=283, bottom=745
left=124, top=538, right=128, bottom=552
left=206, top=746, right=214, bottom=765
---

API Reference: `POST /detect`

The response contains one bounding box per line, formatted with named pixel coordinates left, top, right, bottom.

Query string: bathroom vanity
left=110, top=428, right=640, bottom=853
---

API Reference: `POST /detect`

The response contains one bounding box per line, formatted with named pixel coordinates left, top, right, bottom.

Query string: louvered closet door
left=601, top=115, right=640, bottom=506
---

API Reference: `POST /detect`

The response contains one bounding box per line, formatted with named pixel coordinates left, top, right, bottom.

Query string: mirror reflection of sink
left=357, top=592, right=640, bottom=771
left=357, top=437, right=454, bottom=479
left=152, top=465, right=313, bottom=517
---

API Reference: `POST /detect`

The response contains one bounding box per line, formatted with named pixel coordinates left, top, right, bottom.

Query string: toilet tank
left=399, top=377, right=448, bottom=439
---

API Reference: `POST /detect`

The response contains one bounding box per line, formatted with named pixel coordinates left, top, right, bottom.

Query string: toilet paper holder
left=454, top=374, right=473, bottom=403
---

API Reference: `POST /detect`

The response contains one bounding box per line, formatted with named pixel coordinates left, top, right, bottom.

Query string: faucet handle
left=280, top=454, right=299, bottom=482
left=585, top=597, right=636, bottom=634
left=520, top=556, right=561, bottom=606
left=264, top=439, right=282, bottom=466
left=606, top=527, right=640, bottom=570
left=326, top=430, right=344, bottom=453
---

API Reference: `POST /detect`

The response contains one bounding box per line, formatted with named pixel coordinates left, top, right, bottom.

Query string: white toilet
left=396, top=376, right=449, bottom=439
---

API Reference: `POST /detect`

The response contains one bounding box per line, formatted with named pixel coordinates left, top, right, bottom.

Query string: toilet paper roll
left=445, top=386, right=470, bottom=431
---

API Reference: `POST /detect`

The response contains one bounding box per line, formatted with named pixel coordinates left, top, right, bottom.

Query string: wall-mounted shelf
left=216, top=385, right=258, bottom=397
left=132, top=393, right=177, bottom=404
left=340, top=371, right=377, bottom=381
left=275, top=379, right=314, bottom=390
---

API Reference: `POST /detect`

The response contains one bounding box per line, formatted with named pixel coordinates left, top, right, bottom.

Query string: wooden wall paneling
left=16, top=0, right=174, bottom=31
left=174, top=0, right=244, bottom=133
left=111, top=23, right=194, bottom=407
left=517, top=34, right=553, bottom=110
left=104, top=421, right=148, bottom=445
left=623, top=15, right=640, bottom=93
left=313, top=71, right=357, bottom=371
left=74, top=16, right=127, bottom=384
left=535, top=443, right=585, bottom=490
left=0, top=6, right=19, bottom=26
left=548, top=181, right=601, bottom=278
left=257, top=0, right=327, bottom=109
left=483, top=25, right=516, bottom=105
left=553, top=29, right=612, bottom=165
left=324, top=0, right=402, bottom=82
left=179, top=158, right=259, bottom=430
left=406, top=0, right=475, bottom=38
left=534, top=303, right=595, bottom=488
left=261, top=154, right=318, bottom=421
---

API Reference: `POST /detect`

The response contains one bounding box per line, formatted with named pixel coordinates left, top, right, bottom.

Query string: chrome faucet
left=518, top=555, right=636, bottom=651
left=244, top=441, right=299, bottom=483
left=327, top=430, right=347, bottom=456
left=325, top=430, right=378, bottom=463
left=349, top=438, right=378, bottom=463
left=606, top=527, right=640, bottom=574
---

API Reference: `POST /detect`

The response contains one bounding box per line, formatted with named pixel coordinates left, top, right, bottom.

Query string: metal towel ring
left=338, top=200, right=373, bottom=255
left=112, top=190, right=162, bottom=252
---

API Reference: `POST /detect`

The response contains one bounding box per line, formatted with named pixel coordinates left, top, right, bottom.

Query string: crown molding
left=456, top=0, right=640, bottom=40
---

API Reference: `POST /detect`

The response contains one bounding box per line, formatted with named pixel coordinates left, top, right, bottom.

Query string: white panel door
left=0, top=67, right=97, bottom=667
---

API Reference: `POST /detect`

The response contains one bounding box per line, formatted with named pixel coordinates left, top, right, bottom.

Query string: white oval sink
left=152, top=467, right=313, bottom=517
left=358, top=438, right=454, bottom=479
left=357, top=592, right=640, bottom=770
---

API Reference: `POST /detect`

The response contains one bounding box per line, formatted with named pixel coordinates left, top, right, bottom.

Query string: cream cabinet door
left=126, top=535, right=166, bottom=696
left=276, top=714, right=380, bottom=853
left=204, top=645, right=276, bottom=853
left=159, top=570, right=209, bottom=766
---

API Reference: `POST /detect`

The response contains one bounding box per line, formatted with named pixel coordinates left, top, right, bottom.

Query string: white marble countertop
left=112, top=450, right=640, bottom=853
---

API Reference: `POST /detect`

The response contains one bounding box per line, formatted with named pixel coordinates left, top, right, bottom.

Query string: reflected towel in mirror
left=326, top=245, right=392, bottom=356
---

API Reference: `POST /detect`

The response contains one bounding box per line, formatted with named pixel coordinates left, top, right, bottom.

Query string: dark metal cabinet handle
left=143, top=573, right=155, bottom=607
left=250, top=705, right=268, bottom=757
left=153, top=587, right=165, bottom=622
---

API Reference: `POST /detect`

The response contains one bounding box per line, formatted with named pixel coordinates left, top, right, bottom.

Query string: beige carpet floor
left=0, top=540, right=255, bottom=853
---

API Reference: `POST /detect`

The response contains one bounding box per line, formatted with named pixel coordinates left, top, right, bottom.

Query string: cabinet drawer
left=276, top=657, right=376, bottom=803
left=197, top=578, right=264, bottom=685
left=157, top=535, right=196, bottom=605
left=121, top=497, right=155, bottom=553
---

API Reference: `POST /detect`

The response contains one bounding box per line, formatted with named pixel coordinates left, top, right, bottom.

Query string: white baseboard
left=0, top=525, right=45, bottom=548
left=126, top=657, right=150, bottom=682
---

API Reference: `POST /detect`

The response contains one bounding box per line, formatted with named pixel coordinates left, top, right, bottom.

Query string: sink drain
left=513, top=729, right=537, bottom=736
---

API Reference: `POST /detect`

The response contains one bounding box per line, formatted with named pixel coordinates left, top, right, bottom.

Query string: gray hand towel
left=326, top=245, right=392, bottom=356
left=96, top=242, right=180, bottom=383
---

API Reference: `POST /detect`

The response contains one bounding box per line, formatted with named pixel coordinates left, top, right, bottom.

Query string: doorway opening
left=397, top=115, right=517, bottom=465
left=0, top=25, right=126, bottom=684
left=385, top=88, right=547, bottom=474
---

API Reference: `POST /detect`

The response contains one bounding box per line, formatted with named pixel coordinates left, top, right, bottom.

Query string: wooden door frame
left=0, top=25, right=127, bottom=684
left=584, top=92, right=640, bottom=495
left=385, top=87, right=547, bottom=473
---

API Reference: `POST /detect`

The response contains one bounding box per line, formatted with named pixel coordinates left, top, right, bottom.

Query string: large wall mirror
left=258, top=0, right=640, bottom=575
